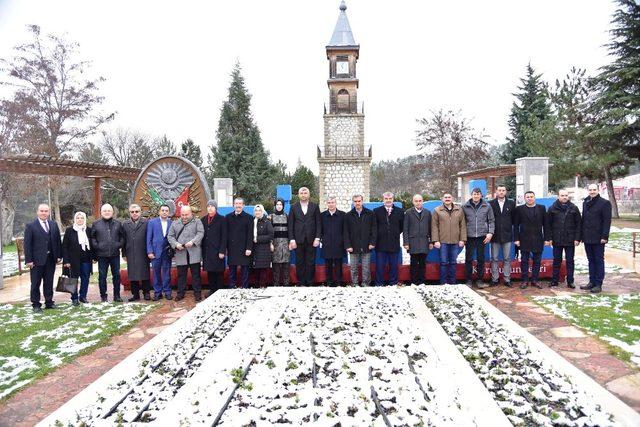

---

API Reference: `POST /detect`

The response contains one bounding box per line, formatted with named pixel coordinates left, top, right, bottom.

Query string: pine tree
left=207, top=62, right=275, bottom=204
left=290, top=161, right=318, bottom=203
left=180, top=138, right=203, bottom=168
left=501, top=64, right=552, bottom=164
left=156, top=134, right=177, bottom=157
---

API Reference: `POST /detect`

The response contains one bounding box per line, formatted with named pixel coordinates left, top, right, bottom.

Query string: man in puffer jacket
left=91, top=203, right=125, bottom=302
left=546, top=189, right=581, bottom=289
left=461, top=188, right=495, bottom=288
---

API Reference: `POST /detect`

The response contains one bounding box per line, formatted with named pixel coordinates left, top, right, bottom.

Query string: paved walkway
left=475, top=272, right=640, bottom=413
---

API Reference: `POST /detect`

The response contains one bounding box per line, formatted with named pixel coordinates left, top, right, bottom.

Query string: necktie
left=43, top=220, right=49, bottom=233
left=387, top=207, right=391, bottom=217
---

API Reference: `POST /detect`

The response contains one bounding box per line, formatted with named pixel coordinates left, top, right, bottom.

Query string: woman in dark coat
left=251, top=205, right=274, bottom=287
left=62, top=211, right=93, bottom=304
left=269, top=199, right=290, bottom=285
left=201, top=200, right=227, bottom=295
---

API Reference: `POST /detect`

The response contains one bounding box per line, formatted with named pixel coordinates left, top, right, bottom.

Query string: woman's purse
left=56, top=267, right=78, bottom=294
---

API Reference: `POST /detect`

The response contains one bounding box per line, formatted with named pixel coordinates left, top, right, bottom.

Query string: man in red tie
left=373, top=192, right=404, bottom=286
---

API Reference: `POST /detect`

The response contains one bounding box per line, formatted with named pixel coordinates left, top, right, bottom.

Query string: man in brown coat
left=432, top=193, right=466, bottom=284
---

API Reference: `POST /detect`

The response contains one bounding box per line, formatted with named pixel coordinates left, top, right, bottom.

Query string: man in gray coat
left=122, top=204, right=151, bottom=301
left=168, top=205, right=205, bottom=302
left=403, top=194, right=432, bottom=285
left=462, top=188, right=495, bottom=288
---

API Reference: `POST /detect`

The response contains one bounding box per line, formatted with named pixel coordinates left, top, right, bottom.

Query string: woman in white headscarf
left=251, top=205, right=274, bottom=288
left=62, top=211, right=94, bottom=305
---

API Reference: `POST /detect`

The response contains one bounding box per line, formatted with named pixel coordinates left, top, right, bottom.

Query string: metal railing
left=317, top=145, right=372, bottom=158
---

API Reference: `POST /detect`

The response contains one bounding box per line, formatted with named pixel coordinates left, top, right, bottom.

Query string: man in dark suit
left=580, top=184, right=612, bottom=293
left=226, top=197, right=253, bottom=288
left=320, top=197, right=346, bottom=287
left=514, top=191, right=549, bottom=289
left=288, top=187, right=321, bottom=286
left=24, top=203, right=62, bottom=312
left=373, top=192, right=404, bottom=286
left=488, top=185, right=516, bottom=287
left=403, top=194, right=432, bottom=285
left=546, top=189, right=581, bottom=289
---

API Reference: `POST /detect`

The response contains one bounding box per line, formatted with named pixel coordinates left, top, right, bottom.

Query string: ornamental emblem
left=131, top=156, right=211, bottom=218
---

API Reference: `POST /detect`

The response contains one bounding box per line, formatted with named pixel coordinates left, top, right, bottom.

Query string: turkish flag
left=174, top=186, right=190, bottom=217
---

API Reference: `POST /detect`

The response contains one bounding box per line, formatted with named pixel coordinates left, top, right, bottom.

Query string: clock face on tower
left=336, top=61, right=349, bottom=75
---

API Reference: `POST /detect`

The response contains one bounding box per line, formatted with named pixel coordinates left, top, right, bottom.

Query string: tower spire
left=328, top=1, right=357, bottom=47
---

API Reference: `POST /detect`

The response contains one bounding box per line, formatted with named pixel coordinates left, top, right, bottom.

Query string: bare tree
left=0, top=25, right=113, bottom=228
left=415, top=109, right=490, bottom=196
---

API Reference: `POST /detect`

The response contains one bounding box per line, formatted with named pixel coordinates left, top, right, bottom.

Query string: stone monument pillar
left=516, top=157, right=549, bottom=205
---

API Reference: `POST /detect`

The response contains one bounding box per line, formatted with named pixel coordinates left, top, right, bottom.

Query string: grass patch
left=607, top=232, right=634, bottom=252
left=2, top=243, right=17, bottom=253
left=0, top=301, right=156, bottom=400
left=533, top=293, right=640, bottom=367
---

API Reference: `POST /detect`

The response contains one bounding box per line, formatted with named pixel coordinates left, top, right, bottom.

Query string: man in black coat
left=488, top=185, right=516, bottom=287
left=403, top=194, right=432, bottom=285
left=226, top=198, right=253, bottom=288
left=320, top=197, right=346, bottom=287
left=514, top=191, right=549, bottom=289
left=122, top=204, right=151, bottom=301
left=580, top=184, right=612, bottom=293
left=546, top=189, right=581, bottom=289
left=24, top=203, right=62, bottom=312
left=344, top=195, right=377, bottom=286
left=91, top=203, right=125, bottom=302
left=288, top=187, right=321, bottom=286
left=373, top=192, right=404, bottom=286
left=202, top=200, right=227, bottom=295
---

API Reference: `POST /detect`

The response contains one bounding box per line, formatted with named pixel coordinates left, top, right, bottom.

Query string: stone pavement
left=474, top=272, right=640, bottom=413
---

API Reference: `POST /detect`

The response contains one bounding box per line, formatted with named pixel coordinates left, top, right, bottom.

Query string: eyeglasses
left=130, top=210, right=140, bottom=213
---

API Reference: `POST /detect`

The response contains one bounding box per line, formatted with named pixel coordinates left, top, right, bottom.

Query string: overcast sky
left=0, top=0, right=615, bottom=173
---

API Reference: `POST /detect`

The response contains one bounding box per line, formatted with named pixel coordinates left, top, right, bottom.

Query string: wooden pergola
left=0, top=155, right=141, bottom=218
left=454, top=164, right=516, bottom=199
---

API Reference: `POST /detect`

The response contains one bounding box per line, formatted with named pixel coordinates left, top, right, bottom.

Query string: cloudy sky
left=0, top=0, right=615, bottom=173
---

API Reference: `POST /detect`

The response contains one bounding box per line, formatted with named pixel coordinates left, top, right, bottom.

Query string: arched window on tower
left=337, top=89, right=350, bottom=113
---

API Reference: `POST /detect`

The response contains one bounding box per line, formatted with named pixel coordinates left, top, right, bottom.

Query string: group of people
left=23, top=184, right=612, bottom=311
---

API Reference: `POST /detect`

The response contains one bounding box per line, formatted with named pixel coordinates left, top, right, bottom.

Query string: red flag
left=174, top=186, right=190, bottom=217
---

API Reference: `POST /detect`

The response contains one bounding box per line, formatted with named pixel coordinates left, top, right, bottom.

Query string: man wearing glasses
left=123, top=204, right=151, bottom=301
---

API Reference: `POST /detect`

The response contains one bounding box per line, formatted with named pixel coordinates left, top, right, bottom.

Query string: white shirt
left=301, top=202, right=308, bottom=215
left=161, top=218, right=169, bottom=237
left=498, top=198, right=505, bottom=213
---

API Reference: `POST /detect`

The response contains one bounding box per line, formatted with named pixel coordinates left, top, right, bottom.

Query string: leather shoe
left=79, top=297, right=89, bottom=303
left=520, top=282, right=528, bottom=289
left=33, top=306, right=43, bottom=313
left=533, top=282, right=543, bottom=289
left=590, top=286, right=602, bottom=294
left=100, top=296, right=108, bottom=303
left=194, top=293, right=202, bottom=302
left=128, top=295, right=141, bottom=302
left=113, top=296, right=123, bottom=303
left=580, top=283, right=594, bottom=290
left=45, top=304, right=58, bottom=309
left=567, top=282, right=576, bottom=289
left=549, top=281, right=558, bottom=287
left=504, top=281, right=512, bottom=288
left=152, top=294, right=162, bottom=301
left=165, top=294, right=173, bottom=300
left=175, top=294, right=185, bottom=302
left=72, top=300, right=80, bottom=306
left=143, top=293, right=151, bottom=301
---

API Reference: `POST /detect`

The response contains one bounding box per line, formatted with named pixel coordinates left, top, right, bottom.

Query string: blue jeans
left=439, top=243, right=458, bottom=284
left=375, top=251, right=399, bottom=285
left=520, top=251, right=542, bottom=283
left=152, top=252, right=172, bottom=296
left=584, top=243, right=605, bottom=286
left=97, top=256, right=121, bottom=298
left=229, top=265, right=249, bottom=288
left=71, top=262, right=92, bottom=301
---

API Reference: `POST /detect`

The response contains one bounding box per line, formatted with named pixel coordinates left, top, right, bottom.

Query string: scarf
left=274, top=198, right=285, bottom=215
left=73, top=212, right=90, bottom=251
left=254, top=204, right=265, bottom=242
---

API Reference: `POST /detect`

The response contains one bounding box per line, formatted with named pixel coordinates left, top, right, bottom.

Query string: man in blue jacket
left=146, top=205, right=173, bottom=300
left=24, top=203, right=62, bottom=312
left=580, top=184, right=612, bottom=294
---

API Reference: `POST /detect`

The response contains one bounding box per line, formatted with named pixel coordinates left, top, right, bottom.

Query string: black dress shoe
left=549, top=281, right=558, bottom=287
left=143, top=293, right=151, bottom=301
left=113, top=296, right=123, bottom=303
left=590, top=286, right=602, bottom=294
left=520, top=282, right=529, bottom=289
left=72, top=300, right=80, bottom=306
left=79, top=297, right=89, bottom=303
left=152, top=294, right=161, bottom=301
left=175, top=294, right=185, bottom=302
left=194, top=293, right=202, bottom=302
left=490, top=281, right=499, bottom=287
left=465, top=280, right=473, bottom=286
left=45, top=304, right=58, bottom=309
left=567, top=282, right=576, bottom=289
left=33, top=306, right=43, bottom=313
left=504, top=281, right=512, bottom=288
left=101, top=296, right=108, bottom=303
left=128, top=295, right=141, bottom=302
left=165, top=294, right=173, bottom=300
left=533, top=282, right=543, bottom=289
left=580, top=283, right=594, bottom=290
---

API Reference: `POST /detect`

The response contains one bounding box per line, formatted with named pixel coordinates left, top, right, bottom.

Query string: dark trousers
left=229, top=265, right=249, bottom=288
left=520, top=251, right=542, bottom=283
left=324, top=258, right=343, bottom=286
left=97, top=256, right=121, bottom=298
left=272, top=263, right=290, bottom=285
left=585, top=243, right=605, bottom=286
left=375, top=251, right=399, bottom=286
left=552, top=245, right=575, bottom=284
left=410, top=253, right=426, bottom=284
left=465, top=237, right=486, bottom=280
left=177, top=263, right=201, bottom=296
left=207, top=271, right=224, bottom=293
left=152, top=252, right=172, bottom=297
left=295, top=243, right=316, bottom=285
left=439, top=243, right=458, bottom=284
left=253, top=268, right=269, bottom=287
left=130, top=280, right=151, bottom=298
left=30, top=254, right=56, bottom=308
left=70, top=261, right=92, bottom=302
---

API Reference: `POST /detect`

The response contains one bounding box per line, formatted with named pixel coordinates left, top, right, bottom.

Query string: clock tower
left=318, top=1, right=371, bottom=212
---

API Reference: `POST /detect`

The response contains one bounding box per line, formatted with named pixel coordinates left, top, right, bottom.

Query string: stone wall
left=319, top=159, right=370, bottom=212
left=324, top=115, right=364, bottom=148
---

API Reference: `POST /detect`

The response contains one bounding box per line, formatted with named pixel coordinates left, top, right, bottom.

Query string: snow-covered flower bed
left=534, top=294, right=640, bottom=368
left=415, top=285, right=637, bottom=426
left=0, top=302, right=153, bottom=399
left=574, top=256, right=632, bottom=274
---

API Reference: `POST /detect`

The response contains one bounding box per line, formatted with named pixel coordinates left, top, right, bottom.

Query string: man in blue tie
left=24, top=204, right=62, bottom=312
left=146, top=205, right=173, bottom=300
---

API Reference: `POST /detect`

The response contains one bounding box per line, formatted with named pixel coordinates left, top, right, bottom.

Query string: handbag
left=56, top=267, right=78, bottom=294
left=165, top=221, right=187, bottom=259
